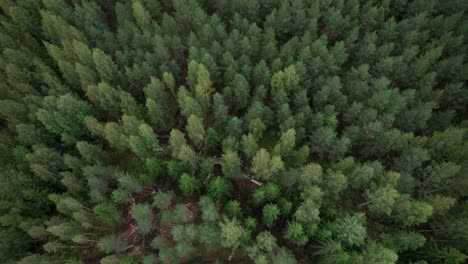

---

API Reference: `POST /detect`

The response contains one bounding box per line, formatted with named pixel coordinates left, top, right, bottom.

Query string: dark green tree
left=263, top=203, right=280, bottom=227
left=208, top=176, right=232, bottom=202
left=178, top=173, right=201, bottom=197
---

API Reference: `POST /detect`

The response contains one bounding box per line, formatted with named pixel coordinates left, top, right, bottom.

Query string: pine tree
left=186, top=115, right=205, bottom=145
left=334, top=213, right=367, bottom=247
left=191, top=61, right=214, bottom=113
left=177, top=145, right=199, bottom=170
left=177, top=87, right=203, bottom=119
left=219, top=217, right=245, bottom=255
left=130, top=204, right=153, bottom=235
left=252, top=149, right=284, bottom=180
left=348, top=164, right=375, bottom=189
left=424, top=195, right=456, bottom=215
left=36, top=94, right=93, bottom=138
left=93, top=202, right=122, bottom=226
left=86, top=82, right=120, bottom=116
left=199, top=196, right=219, bottom=222
left=249, top=118, right=267, bottom=140
left=153, top=191, right=173, bottom=210
left=128, top=123, right=160, bottom=158
left=170, top=129, right=187, bottom=158
left=144, top=77, right=171, bottom=127
left=224, top=200, right=242, bottom=219
left=132, top=0, right=151, bottom=29
left=92, top=49, right=118, bottom=83
left=229, top=74, right=250, bottom=111
left=298, top=163, right=323, bottom=186
left=362, top=243, right=398, bottom=264
left=84, top=116, right=104, bottom=137
left=213, top=93, right=229, bottom=129
left=241, top=133, right=258, bottom=159
left=380, top=231, right=426, bottom=253
left=422, top=244, right=467, bottom=264
left=285, top=221, right=308, bottom=246
left=179, top=173, right=201, bottom=197
left=169, top=129, right=198, bottom=169
left=364, top=187, right=399, bottom=216
left=76, top=141, right=107, bottom=164
left=262, top=203, right=280, bottom=227
left=46, top=221, right=82, bottom=241
left=321, top=170, right=348, bottom=200
left=199, top=223, right=221, bottom=250
left=294, top=186, right=323, bottom=224
left=116, top=173, right=142, bottom=194
left=97, top=234, right=128, bottom=254
left=119, top=90, right=144, bottom=119
left=208, top=176, right=232, bottom=202
left=392, top=196, right=433, bottom=226
left=222, top=150, right=242, bottom=180
left=145, top=157, right=164, bottom=179
left=103, top=122, right=125, bottom=150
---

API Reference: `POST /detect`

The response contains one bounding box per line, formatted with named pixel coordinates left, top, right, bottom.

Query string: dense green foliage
left=0, top=0, right=467, bottom=263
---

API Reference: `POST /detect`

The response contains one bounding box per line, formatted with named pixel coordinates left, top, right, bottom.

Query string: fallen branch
left=123, top=244, right=134, bottom=252
left=244, top=175, right=263, bottom=186
left=204, top=173, right=213, bottom=184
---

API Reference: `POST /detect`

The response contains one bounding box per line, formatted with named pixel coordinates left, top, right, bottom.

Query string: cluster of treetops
left=0, top=0, right=467, bottom=263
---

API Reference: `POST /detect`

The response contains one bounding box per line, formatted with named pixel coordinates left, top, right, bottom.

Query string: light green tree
left=92, top=49, right=118, bottom=83
left=186, top=114, right=205, bottom=145
left=199, top=196, right=219, bottom=222
left=363, top=186, right=399, bottom=216
left=252, top=149, right=284, bottom=180
left=285, top=221, right=308, bottom=246
left=219, top=217, right=245, bottom=258
left=335, top=213, right=367, bottom=247
left=279, top=128, right=296, bottom=155
left=222, top=151, right=242, bottom=180
left=363, top=243, right=398, bottom=264
left=393, top=195, right=433, bottom=226
left=132, top=0, right=151, bottom=29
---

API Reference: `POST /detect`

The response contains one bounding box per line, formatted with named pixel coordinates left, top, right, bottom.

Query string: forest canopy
left=0, top=0, right=467, bottom=263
